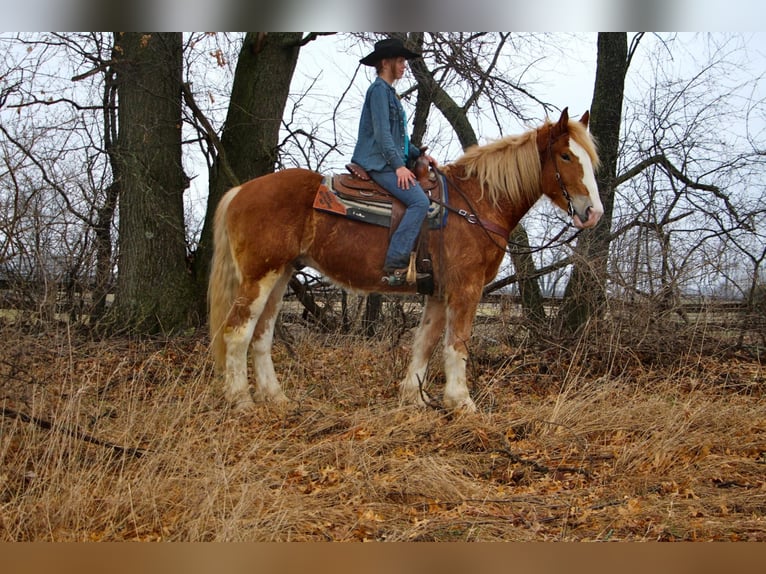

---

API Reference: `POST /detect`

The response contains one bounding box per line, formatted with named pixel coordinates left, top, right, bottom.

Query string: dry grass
left=1, top=316, right=765, bottom=541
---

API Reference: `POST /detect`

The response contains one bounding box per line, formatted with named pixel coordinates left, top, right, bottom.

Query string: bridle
left=547, top=129, right=576, bottom=219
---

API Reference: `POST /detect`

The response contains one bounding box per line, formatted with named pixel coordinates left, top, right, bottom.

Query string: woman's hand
left=395, top=165, right=416, bottom=189
left=417, top=146, right=439, bottom=169
left=424, top=154, right=439, bottom=168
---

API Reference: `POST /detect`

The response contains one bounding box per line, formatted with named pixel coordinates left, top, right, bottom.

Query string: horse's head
left=538, top=108, right=602, bottom=229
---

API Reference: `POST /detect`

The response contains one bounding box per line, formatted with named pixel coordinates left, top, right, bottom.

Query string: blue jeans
left=369, top=170, right=430, bottom=270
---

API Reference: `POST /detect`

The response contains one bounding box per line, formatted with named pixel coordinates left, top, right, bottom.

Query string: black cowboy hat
left=359, top=38, right=420, bottom=66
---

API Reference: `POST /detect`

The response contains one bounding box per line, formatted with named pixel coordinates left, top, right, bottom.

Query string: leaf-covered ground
left=1, top=321, right=765, bottom=541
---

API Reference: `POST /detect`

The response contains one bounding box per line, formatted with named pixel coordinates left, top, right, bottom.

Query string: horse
left=208, top=108, right=601, bottom=412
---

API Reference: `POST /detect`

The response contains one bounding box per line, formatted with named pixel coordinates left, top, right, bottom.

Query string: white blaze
left=570, top=139, right=603, bottom=218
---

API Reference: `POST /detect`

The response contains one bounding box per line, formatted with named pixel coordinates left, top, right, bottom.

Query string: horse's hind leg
left=223, top=271, right=284, bottom=410
left=249, top=270, right=291, bottom=403
left=400, top=296, right=446, bottom=406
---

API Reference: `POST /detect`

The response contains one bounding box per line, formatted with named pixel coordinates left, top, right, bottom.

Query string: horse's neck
left=444, top=164, right=540, bottom=229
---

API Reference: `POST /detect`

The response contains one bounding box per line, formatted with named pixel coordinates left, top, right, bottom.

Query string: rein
left=547, top=129, right=576, bottom=219
left=429, top=168, right=509, bottom=239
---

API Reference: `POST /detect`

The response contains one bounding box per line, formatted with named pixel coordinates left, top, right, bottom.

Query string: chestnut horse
left=208, top=108, right=601, bottom=412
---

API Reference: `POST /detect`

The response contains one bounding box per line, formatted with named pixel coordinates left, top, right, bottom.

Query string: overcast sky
left=4, top=0, right=766, bottom=31
left=282, top=32, right=766, bottom=165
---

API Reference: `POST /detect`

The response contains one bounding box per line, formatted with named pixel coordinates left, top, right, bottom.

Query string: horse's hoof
left=253, top=390, right=290, bottom=404
left=270, top=392, right=290, bottom=405
left=399, top=388, right=429, bottom=409
left=232, top=398, right=256, bottom=412
left=445, top=396, right=477, bottom=413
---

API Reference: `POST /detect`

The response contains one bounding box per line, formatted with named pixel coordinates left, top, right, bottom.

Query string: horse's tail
left=208, top=186, right=242, bottom=372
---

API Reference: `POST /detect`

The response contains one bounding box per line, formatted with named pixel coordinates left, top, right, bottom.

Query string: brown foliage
left=1, top=318, right=765, bottom=541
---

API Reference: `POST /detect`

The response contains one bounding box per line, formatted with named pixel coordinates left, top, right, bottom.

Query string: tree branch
left=9, top=95, right=105, bottom=112
left=0, top=123, right=91, bottom=225
left=296, top=32, right=336, bottom=47
left=181, top=82, right=239, bottom=188
left=463, top=32, right=509, bottom=112
left=617, top=153, right=720, bottom=192
left=1, top=406, right=146, bottom=459
left=626, top=32, right=644, bottom=72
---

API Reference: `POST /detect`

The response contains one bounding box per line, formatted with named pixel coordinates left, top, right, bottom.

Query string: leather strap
left=427, top=188, right=509, bottom=240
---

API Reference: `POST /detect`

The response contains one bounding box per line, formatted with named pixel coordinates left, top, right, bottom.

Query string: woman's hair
left=375, top=56, right=401, bottom=75
left=374, top=58, right=388, bottom=74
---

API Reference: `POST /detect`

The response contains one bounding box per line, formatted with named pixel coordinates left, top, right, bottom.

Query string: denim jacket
left=351, top=76, right=421, bottom=172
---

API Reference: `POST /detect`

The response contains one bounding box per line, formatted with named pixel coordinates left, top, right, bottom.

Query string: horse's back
left=227, top=168, right=322, bottom=220
left=236, top=167, right=322, bottom=199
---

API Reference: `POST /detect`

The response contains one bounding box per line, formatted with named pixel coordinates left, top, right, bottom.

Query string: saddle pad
left=313, top=178, right=392, bottom=227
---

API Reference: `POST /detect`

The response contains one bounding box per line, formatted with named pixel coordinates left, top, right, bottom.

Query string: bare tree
left=0, top=33, right=116, bottom=324
left=191, top=32, right=305, bottom=313
left=558, top=32, right=631, bottom=332
left=110, top=32, right=194, bottom=333
left=555, top=33, right=766, bottom=346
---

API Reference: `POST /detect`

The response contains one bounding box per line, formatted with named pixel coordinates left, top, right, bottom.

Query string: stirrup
left=382, top=268, right=430, bottom=286
left=382, top=268, right=407, bottom=286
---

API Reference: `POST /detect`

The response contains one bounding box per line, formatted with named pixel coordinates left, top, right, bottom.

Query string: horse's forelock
left=567, top=119, right=600, bottom=171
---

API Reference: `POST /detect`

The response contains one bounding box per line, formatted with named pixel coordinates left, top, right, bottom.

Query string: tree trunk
left=407, top=33, right=545, bottom=326
left=362, top=293, right=383, bottom=338
left=194, top=32, right=304, bottom=313
left=508, top=225, right=546, bottom=325
left=111, top=32, right=194, bottom=333
left=558, top=33, right=628, bottom=333
left=92, top=49, right=120, bottom=321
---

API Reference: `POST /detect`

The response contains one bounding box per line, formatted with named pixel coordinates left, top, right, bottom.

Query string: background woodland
left=1, top=33, right=765, bottom=542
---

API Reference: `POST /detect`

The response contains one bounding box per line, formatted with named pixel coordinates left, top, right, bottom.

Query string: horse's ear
left=579, top=110, right=590, bottom=128
left=550, top=107, right=569, bottom=139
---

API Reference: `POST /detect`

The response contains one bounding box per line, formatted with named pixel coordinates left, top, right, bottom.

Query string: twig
left=417, top=374, right=446, bottom=413
left=496, top=434, right=591, bottom=478
left=1, top=406, right=147, bottom=459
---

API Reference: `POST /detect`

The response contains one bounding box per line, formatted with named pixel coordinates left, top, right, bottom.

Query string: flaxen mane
left=448, top=130, right=541, bottom=207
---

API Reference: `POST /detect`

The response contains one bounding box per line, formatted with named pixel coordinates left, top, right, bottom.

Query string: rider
left=351, top=38, right=438, bottom=286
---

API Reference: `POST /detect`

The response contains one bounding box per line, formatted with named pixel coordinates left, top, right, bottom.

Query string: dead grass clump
left=1, top=319, right=765, bottom=541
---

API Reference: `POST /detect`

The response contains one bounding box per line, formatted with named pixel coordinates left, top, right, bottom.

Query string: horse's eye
left=561, top=153, right=571, bottom=161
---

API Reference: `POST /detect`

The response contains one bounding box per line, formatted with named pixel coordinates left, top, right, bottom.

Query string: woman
left=351, top=38, right=438, bottom=286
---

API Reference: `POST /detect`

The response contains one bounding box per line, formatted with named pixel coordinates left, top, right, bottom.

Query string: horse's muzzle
left=571, top=202, right=603, bottom=229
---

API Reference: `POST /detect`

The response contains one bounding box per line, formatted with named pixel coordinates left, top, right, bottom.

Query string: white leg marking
left=400, top=299, right=445, bottom=407
left=250, top=305, right=289, bottom=404
left=224, top=317, right=257, bottom=410
left=443, top=344, right=476, bottom=412
left=400, top=352, right=430, bottom=407
left=223, top=272, right=281, bottom=410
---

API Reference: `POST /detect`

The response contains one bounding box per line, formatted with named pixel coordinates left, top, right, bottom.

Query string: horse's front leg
left=400, top=296, right=446, bottom=407
left=442, top=294, right=480, bottom=412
